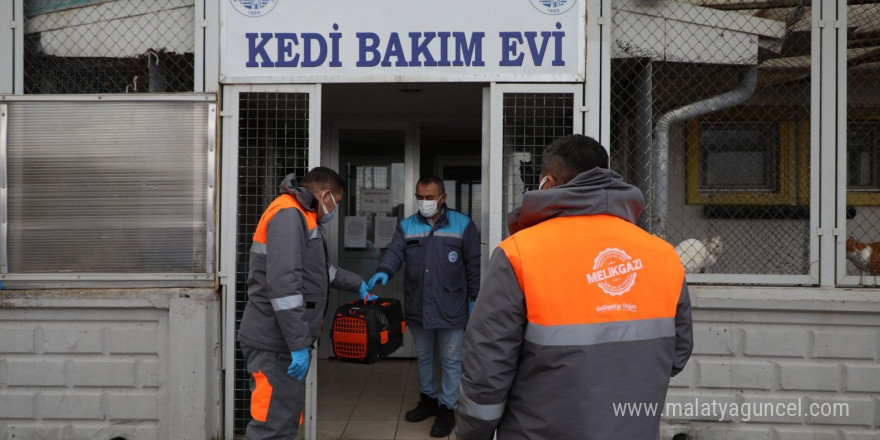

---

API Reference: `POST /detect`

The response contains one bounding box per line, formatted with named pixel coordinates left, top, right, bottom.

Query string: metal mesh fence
left=844, top=2, right=880, bottom=283
left=501, top=92, right=575, bottom=240
left=234, top=92, right=311, bottom=434
left=23, top=0, right=195, bottom=94
left=610, top=0, right=815, bottom=276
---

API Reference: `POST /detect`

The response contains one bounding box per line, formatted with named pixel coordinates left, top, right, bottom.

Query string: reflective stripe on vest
left=252, top=193, right=317, bottom=245
left=499, top=215, right=684, bottom=337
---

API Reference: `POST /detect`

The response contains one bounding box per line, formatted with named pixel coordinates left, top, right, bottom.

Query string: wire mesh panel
left=844, top=2, right=880, bottom=284
left=501, top=92, right=575, bottom=240
left=610, top=0, right=813, bottom=278
left=234, top=92, right=310, bottom=435
left=23, top=0, right=195, bottom=93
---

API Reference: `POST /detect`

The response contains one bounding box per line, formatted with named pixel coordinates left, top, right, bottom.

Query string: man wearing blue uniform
left=368, top=175, right=481, bottom=437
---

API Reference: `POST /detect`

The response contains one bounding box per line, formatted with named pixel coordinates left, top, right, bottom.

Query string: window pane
left=6, top=100, right=210, bottom=273
left=847, top=123, right=879, bottom=190
left=700, top=122, right=778, bottom=191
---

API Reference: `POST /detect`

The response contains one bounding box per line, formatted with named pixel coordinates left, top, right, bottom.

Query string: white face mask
left=319, top=191, right=337, bottom=224
left=417, top=199, right=439, bottom=218
left=539, top=176, right=550, bottom=190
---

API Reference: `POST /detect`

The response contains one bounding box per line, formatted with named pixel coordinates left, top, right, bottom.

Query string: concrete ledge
left=0, top=288, right=217, bottom=309
left=690, top=286, right=880, bottom=313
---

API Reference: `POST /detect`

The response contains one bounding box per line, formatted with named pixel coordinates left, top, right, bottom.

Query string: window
left=846, top=121, right=880, bottom=206
left=699, top=122, right=779, bottom=191
left=686, top=114, right=797, bottom=205
left=688, top=111, right=880, bottom=208
left=3, top=99, right=214, bottom=281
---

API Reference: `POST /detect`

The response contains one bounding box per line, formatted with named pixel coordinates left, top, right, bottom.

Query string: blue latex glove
left=358, top=281, right=377, bottom=301
left=468, top=300, right=475, bottom=316
left=368, top=272, right=389, bottom=290
left=288, top=348, right=310, bottom=381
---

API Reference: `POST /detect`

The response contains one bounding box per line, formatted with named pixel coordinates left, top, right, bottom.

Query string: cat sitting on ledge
left=845, top=235, right=880, bottom=276
left=674, top=236, right=723, bottom=274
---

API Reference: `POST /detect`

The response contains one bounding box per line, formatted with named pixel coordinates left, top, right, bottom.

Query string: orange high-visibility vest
left=252, top=194, right=317, bottom=245
left=499, top=214, right=684, bottom=327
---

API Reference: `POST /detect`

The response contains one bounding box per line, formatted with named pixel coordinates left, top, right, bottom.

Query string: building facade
left=0, top=1, right=877, bottom=439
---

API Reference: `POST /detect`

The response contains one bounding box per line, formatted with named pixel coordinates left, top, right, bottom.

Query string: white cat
left=674, top=236, right=723, bottom=273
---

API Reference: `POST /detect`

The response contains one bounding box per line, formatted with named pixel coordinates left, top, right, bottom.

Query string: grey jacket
left=457, top=168, right=693, bottom=440
left=237, top=174, right=364, bottom=353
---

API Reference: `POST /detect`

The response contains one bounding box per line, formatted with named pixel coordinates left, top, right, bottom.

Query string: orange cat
left=845, top=236, right=880, bottom=275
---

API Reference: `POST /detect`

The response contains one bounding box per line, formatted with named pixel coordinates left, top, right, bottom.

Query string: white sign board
left=344, top=216, right=367, bottom=248
left=222, top=0, right=585, bottom=83
left=374, top=216, right=398, bottom=249
left=361, top=189, right=392, bottom=214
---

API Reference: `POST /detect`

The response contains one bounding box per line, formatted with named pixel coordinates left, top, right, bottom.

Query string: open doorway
left=316, top=83, right=483, bottom=439
left=320, top=82, right=484, bottom=357
left=324, top=126, right=414, bottom=359
left=320, top=82, right=484, bottom=355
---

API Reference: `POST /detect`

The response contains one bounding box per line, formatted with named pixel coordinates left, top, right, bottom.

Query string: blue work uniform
left=376, top=205, right=481, bottom=328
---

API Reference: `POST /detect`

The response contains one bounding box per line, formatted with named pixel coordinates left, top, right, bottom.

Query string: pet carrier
left=331, top=298, right=405, bottom=364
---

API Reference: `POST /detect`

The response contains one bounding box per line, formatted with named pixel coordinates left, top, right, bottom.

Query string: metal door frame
left=220, top=83, right=322, bottom=440
left=486, top=83, right=585, bottom=252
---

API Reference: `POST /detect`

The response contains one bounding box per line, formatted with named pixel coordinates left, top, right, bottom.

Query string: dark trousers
left=241, top=343, right=308, bottom=440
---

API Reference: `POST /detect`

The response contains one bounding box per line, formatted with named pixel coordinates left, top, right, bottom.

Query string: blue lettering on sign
left=329, top=24, right=342, bottom=67
left=408, top=32, right=437, bottom=67
left=552, top=22, right=565, bottom=66
left=356, top=32, right=381, bottom=67
left=247, top=29, right=340, bottom=68
left=301, top=33, right=328, bottom=67
left=499, top=23, right=566, bottom=67
left=356, top=31, right=485, bottom=68
left=453, top=32, right=485, bottom=66
left=243, top=24, right=564, bottom=70
left=275, top=33, right=300, bottom=67
left=381, top=33, right=408, bottom=67
left=499, top=32, right=524, bottom=66
left=525, top=32, right=551, bottom=65
left=246, top=32, right=275, bottom=67
left=437, top=32, right=452, bottom=66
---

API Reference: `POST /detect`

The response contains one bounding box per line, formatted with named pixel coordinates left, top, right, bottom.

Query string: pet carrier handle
left=348, top=298, right=394, bottom=307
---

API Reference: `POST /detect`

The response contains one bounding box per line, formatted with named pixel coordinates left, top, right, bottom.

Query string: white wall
left=662, top=287, right=880, bottom=439
left=0, top=288, right=222, bottom=440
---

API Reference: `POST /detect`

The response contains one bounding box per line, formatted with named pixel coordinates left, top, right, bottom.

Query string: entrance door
left=320, top=124, right=419, bottom=359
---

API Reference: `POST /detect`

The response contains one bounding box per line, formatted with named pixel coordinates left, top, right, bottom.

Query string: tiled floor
left=315, top=358, right=453, bottom=440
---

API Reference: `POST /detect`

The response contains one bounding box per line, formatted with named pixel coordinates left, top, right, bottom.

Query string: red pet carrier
left=331, top=298, right=406, bottom=364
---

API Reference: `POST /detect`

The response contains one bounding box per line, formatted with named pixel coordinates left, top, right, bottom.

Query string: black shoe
left=430, top=404, right=455, bottom=437
left=405, top=393, right=439, bottom=422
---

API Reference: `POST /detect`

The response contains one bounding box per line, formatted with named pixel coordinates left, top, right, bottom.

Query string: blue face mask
left=319, top=191, right=338, bottom=224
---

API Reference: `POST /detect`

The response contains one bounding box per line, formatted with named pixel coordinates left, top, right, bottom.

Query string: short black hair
left=300, top=166, right=345, bottom=194
left=416, top=175, right=445, bottom=194
left=541, top=134, right=609, bottom=185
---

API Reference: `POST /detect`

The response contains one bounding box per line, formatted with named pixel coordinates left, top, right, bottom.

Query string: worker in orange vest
left=457, top=135, right=693, bottom=439
left=238, top=167, right=375, bottom=440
